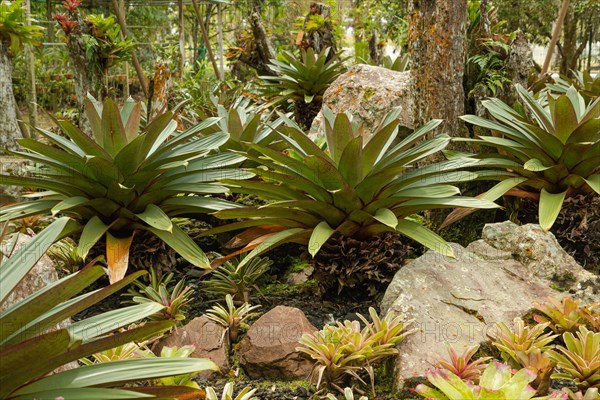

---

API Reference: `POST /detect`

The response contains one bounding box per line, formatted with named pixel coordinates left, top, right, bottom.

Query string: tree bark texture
left=0, top=41, right=21, bottom=152
left=236, top=11, right=277, bottom=76
left=408, top=0, right=469, bottom=140
left=66, top=33, right=103, bottom=136
left=558, top=2, right=589, bottom=76
left=147, top=63, right=171, bottom=122
left=301, top=3, right=337, bottom=57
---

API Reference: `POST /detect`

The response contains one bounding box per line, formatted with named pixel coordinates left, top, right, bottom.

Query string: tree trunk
left=65, top=29, right=105, bottom=136
left=236, top=8, right=277, bottom=77
left=559, top=3, right=589, bottom=77
left=560, top=3, right=578, bottom=76
left=302, top=2, right=337, bottom=57
left=408, top=0, right=469, bottom=142
left=0, top=41, right=22, bottom=152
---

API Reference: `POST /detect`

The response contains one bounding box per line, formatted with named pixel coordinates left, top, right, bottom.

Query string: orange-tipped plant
left=435, top=344, right=491, bottom=383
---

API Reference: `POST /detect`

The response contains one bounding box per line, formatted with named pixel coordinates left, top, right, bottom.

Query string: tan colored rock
left=479, top=221, right=595, bottom=287
left=157, top=315, right=229, bottom=379
left=238, top=306, right=317, bottom=380
left=286, top=265, right=314, bottom=285
left=310, top=64, right=414, bottom=142
left=0, top=230, right=61, bottom=312
left=0, top=230, right=78, bottom=372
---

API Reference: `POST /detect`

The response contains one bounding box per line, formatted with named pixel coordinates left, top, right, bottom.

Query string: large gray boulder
left=310, top=64, right=414, bottom=142
left=381, top=222, right=598, bottom=388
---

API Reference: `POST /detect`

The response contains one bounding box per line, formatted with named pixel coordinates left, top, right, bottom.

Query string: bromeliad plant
left=546, top=327, right=600, bottom=390
left=563, top=388, right=600, bottom=400
left=445, top=84, right=600, bottom=231
left=546, top=71, right=600, bottom=104
left=0, top=217, right=217, bottom=399
left=489, top=318, right=557, bottom=368
left=434, top=344, right=491, bottom=383
left=415, top=361, right=567, bottom=400
left=123, top=268, right=194, bottom=322
left=260, top=48, right=346, bottom=129
left=205, top=294, right=261, bottom=342
left=203, top=253, right=273, bottom=303
left=0, top=96, right=251, bottom=283
left=297, top=308, right=412, bottom=393
left=207, top=108, right=497, bottom=269
left=81, top=341, right=152, bottom=364
left=206, top=98, right=285, bottom=162
left=205, top=382, right=259, bottom=400
left=326, top=388, right=369, bottom=400
left=533, top=297, right=593, bottom=334
left=0, top=0, right=44, bottom=55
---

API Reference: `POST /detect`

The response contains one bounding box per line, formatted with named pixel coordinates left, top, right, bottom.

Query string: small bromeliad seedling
left=489, top=317, right=557, bottom=367
left=205, top=294, right=261, bottom=342
left=123, top=268, right=194, bottom=322
left=205, top=382, right=258, bottom=400
left=203, top=254, right=273, bottom=303
left=434, top=343, right=491, bottom=383
left=533, top=297, right=594, bottom=334
left=326, top=388, right=369, bottom=400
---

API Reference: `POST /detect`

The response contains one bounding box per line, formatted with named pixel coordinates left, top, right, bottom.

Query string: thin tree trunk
left=237, top=3, right=277, bottom=77
left=480, top=0, right=490, bottom=35
left=560, top=3, right=577, bottom=76
left=46, top=0, right=54, bottom=42
left=408, top=0, right=469, bottom=143
left=541, top=0, right=569, bottom=77
left=111, top=0, right=148, bottom=96
left=192, top=0, right=220, bottom=78
left=0, top=41, right=22, bottom=152
left=178, top=0, right=185, bottom=77
left=24, top=0, right=37, bottom=132
left=66, top=35, right=101, bottom=136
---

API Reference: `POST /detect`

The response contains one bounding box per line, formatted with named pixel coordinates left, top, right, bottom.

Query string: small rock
left=238, top=306, right=317, bottom=380
left=286, top=265, right=314, bottom=285
left=157, top=315, right=229, bottom=379
left=0, top=230, right=60, bottom=312
left=0, top=230, right=78, bottom=372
